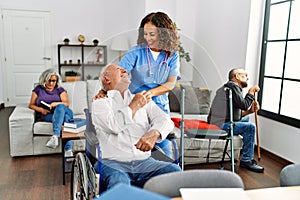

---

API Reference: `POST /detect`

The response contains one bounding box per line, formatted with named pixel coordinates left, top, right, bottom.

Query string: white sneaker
left=65, top=149, right=73, bottom=157
left=46, top=135, right=58, bottom=149
left=65, top=150, right=74, bottom=162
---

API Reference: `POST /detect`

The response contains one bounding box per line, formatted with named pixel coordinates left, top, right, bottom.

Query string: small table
left=61, top=130, right=85, bottom=185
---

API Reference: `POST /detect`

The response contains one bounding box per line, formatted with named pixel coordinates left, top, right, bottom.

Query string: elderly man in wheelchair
left=71, top=64, right=181, bottom=199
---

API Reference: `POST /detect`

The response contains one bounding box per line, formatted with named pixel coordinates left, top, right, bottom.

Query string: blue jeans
left=98, top=157, right=181, bottom=189
left=222, top=116, right=255, bottom=162
left=42, top=104, right=73, bottom=150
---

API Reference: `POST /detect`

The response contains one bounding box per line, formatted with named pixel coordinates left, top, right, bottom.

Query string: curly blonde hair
left=39, top=68, right=62, bottom=88
left=137, top=12, right=179, bottom=53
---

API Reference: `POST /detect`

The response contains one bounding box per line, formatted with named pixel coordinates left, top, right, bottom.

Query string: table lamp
left=111, top=35, right=129, bottom=61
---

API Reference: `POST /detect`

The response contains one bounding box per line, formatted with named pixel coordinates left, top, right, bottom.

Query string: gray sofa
left=9, top=80, right=101, bottom=157
left=168, top=84, right=243, bottom=165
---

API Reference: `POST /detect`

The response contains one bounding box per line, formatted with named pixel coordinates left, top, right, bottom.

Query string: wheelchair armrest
left=166, top=132, right=176, bottom=140
left=85, top=130, right=99, bottom=146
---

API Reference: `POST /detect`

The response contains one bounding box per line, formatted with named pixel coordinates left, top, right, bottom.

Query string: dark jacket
left=207, top=81, right=255, bottom=127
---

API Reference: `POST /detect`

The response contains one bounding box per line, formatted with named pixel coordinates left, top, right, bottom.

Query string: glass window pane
left=281, top=80, right=300, bottom=119
left=261, top=78, right=281, bottom=113
left=285, top=41, right=300, bottom=79
left=289, top=0, right=300, bottom=39
left=264, top=42, right=285, bottom=77
left=268, top=2, right=290, bottom=40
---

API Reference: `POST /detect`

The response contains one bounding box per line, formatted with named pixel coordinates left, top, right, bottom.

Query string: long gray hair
left=39, top=68, right=62, bottom=88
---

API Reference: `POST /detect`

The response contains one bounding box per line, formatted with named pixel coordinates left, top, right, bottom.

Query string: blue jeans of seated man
left=97, top=157, right=181, bottom=189
left=222, top=116, right=255, bottom=162
left=42, top=104, right=73, bottom=151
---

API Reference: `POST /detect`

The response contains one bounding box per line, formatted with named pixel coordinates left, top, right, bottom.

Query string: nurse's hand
left=142, top=90, right=153, bottom=103
left=93, top=89, right=107, bottom=101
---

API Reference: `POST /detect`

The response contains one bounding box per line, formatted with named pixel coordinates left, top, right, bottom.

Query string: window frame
left=258, top=0, right=300, bottom=128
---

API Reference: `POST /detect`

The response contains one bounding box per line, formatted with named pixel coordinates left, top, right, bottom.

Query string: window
left=259, top=0, right=300, bottom=128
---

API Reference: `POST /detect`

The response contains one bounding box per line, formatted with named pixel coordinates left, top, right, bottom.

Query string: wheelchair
left=70, top=109, right=180, bottom=199
left=70, top=109, right=102, bottom=200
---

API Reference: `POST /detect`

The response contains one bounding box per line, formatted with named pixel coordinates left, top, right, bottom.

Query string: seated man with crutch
left=91, top=64, right=181, bottom=190
left=207, top=68, right=264, bottom=173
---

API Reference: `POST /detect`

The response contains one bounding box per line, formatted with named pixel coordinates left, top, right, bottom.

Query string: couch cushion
left=168, top=86, right=211, bottom=114
left=193, top=88, right=211, bottom=114
left=87, top=80, right=102, bottom=110
left=183, top=87, right=211, bottom=114
left=62, top=81, right=87, bottom=115
left=33, top=121, right=53, bottom=135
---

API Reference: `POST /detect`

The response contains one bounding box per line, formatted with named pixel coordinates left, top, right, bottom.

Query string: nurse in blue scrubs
left=119, top=12, right=180, bottom=114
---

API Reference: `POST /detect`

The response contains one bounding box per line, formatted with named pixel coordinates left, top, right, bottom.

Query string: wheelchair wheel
left=71, top=153, right=89, bottom=200
left=85, top=155, right=100, bottom=197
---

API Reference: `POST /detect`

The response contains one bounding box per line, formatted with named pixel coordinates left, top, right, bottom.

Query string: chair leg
left=206, top=139, right=212, bottom=163
left=220, top=138, right=230, bottom=169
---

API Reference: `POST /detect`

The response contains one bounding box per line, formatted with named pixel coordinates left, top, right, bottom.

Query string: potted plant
left=174, top=23, right=191, bottom=63
left=86, top=74, right=92, bottom=80
left=179, top=42, right=191, bottom=62
left=93, top=39, right=99, bottom=46
left=65, top=70, right=81, bottom=82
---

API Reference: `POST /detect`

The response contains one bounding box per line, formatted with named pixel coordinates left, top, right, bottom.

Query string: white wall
left=175, top=0, right=251, bottom=92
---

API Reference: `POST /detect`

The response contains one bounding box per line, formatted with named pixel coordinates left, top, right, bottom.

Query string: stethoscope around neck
left=146, top=46, right=169, bottom=77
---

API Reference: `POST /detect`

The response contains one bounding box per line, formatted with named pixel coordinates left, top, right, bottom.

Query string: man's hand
left=93, top=89, right=107, bottom=101
left=243, top=100, right=260, bottom=116
left=250, top=101, right=260, bottom=113
left=129, top=90, right=150, bottom=111
left=135, top=129, right=161, bottom=152
left=248, top=85, right=260, bottom=96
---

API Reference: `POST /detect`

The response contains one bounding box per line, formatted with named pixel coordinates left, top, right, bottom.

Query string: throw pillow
left=171, top=117, right=221, bottom=131
left=194, top=88, right=211, bottom=114
left=181, top=86, right=211, bottom=114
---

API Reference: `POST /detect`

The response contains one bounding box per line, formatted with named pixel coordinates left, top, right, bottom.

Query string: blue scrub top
left=118, top=45, right=180, bottom=114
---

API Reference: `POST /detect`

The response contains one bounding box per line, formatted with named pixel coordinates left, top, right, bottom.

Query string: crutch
left=180, top=85, right=185, bottom=171
left=254, top=92, right=261, bottom=160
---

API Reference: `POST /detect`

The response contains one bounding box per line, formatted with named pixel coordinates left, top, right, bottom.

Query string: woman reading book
left=29, top=68, right=73, bottom=151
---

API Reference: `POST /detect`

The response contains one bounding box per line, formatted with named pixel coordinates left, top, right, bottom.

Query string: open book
left=40, top=101, right=53, bottom=112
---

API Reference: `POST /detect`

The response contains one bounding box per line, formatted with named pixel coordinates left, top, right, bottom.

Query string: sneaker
left=65, top=149, right=74, bottom=162
left=46, top=135, right=58, bottom=149
left=65, top=149, right=73, bottom=157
